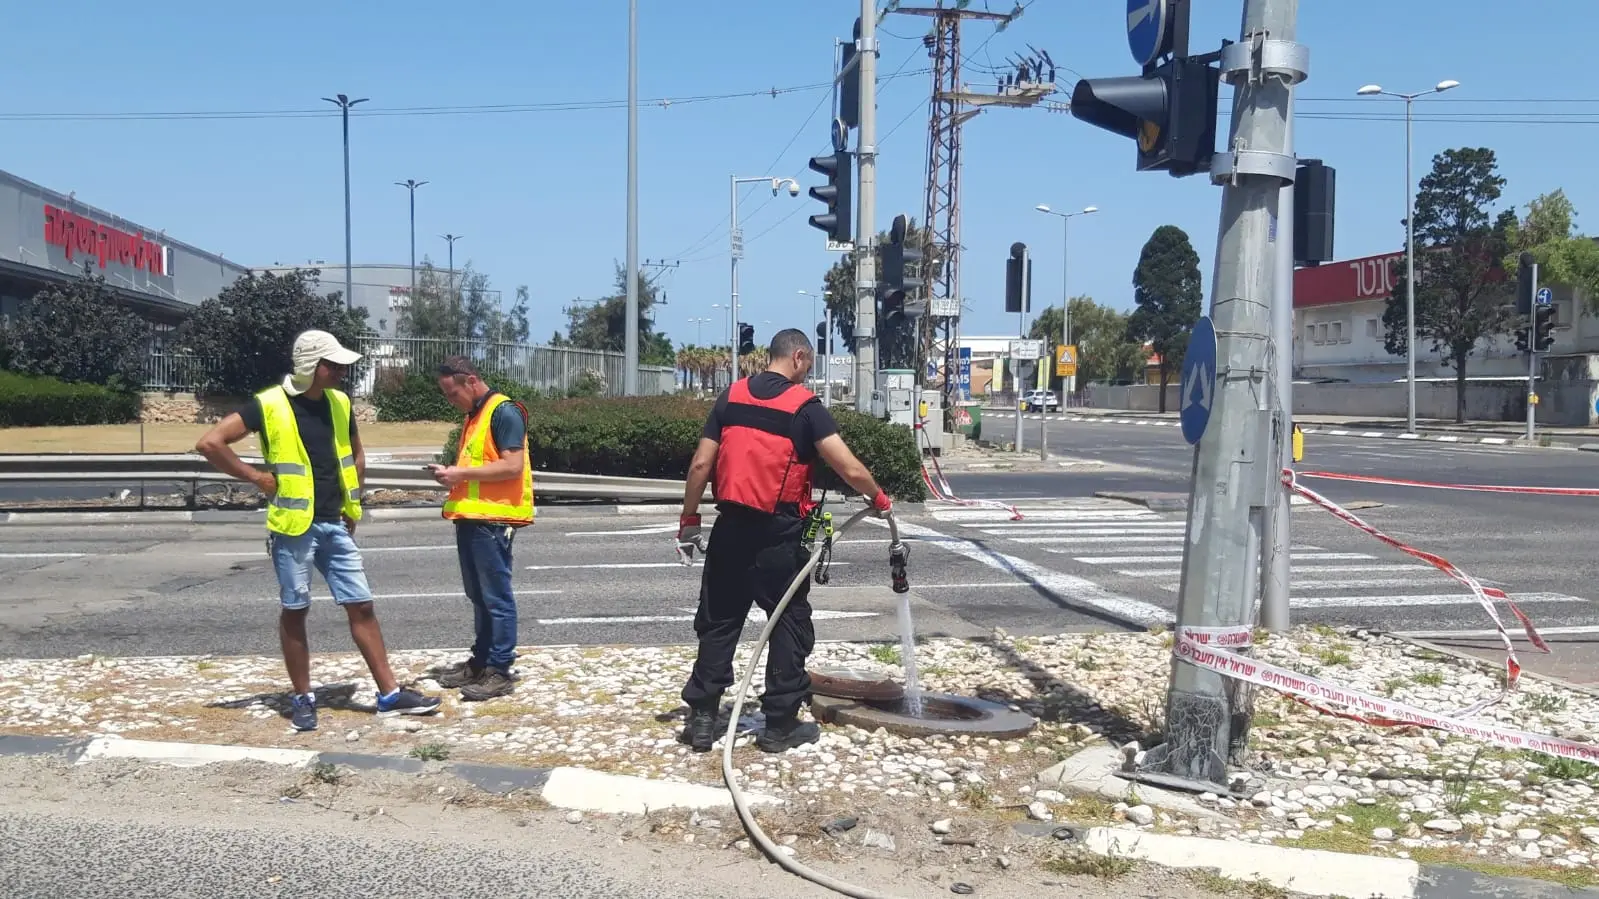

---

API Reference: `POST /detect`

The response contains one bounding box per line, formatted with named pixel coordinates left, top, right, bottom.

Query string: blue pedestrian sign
left=1180, top=316, right=1217, bottom=445
left=1126, top=0, right=1171, bottom=67
left=1537, top=287, right=1553, bottom=306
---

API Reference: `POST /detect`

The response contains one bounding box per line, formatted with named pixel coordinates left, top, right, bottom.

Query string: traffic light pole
left=1138, top=0, right=1307, bottom=794
left=852, top=0, right=878, bottom=413
left=729, top=174, right=743, bottom=384
left=1261, top=95, right=1295, bottom=634
left=1527, top=262, right=1539, bottom=443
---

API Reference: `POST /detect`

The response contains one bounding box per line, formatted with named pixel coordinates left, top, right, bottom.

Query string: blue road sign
left=958, top=347, right=972, bottom=397
left=1537, top=287, right=1553, bottom=306
left=926, top=358, right=939, bottom=381
left=1180, top=316, right=1217, bottom=445
left=1126, top=0, right=1170, bottom=67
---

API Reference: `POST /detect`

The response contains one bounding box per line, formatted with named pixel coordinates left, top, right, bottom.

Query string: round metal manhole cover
left=808, top=666, right=905, bottom=701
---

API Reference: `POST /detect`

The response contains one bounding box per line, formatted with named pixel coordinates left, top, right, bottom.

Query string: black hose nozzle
left=889, top=541, right=910, bottom=594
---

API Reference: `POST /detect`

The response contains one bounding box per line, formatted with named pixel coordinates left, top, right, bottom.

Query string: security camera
left=787, top=181, right=800, bottom=197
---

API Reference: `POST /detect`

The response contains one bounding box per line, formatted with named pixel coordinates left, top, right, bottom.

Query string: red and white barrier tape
left=1282, top=469, right=1548, bottom=718
left=1173, top=628, right=1599, bottom=765
left=914, top=420, right=1023, bottom=520
left=1299, top=470, right=1599, bottom=498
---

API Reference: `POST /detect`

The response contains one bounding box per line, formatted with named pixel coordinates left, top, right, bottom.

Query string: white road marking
left=975, top=520, right=1184, bottom=531
left=525, top=561, right=850, bottom=571
left=0, top=552, right=87, bottom=558
left=1396, top=624, right=1599, bottom=639
left=265, top=590, right=563, bottom=602
left=537, top=608, right=878, bottom=626
left=1289, top=592, right=1582, bottom=610
left=564, top=524, right=681, bottom=537
left=979, top=526, right=1186, bottom=537
left=930, top=510, right=1156, bottom=522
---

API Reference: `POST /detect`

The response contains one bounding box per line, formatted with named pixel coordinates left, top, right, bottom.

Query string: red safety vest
left=713, top=378, right=816, bottom=513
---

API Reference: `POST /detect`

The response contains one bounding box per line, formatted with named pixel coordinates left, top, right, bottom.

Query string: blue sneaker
left=376, top=688, right=441, bottom=717
left=290, top=693, right=317, bottom=732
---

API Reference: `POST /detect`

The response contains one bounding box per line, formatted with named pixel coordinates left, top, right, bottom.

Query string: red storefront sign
left=42, top=204, right=167, bottom=276
left=1293, top=250, right=1404, bottom=309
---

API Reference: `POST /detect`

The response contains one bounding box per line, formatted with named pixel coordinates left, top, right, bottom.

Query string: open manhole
left=808, top=666, right=905, bottom=702
left=811, top=691, right=1037, bottom=739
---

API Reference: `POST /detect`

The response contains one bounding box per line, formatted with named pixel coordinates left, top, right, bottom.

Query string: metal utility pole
left=624, top=0, right=640, bottom=395
left=1014, top=245, right=1030, bottom=453
left=1261, top=104, right=1295, bottom=633
left=1148, top=0, right=1306, bottom=792
left=1356, top=79, right=1459, bottom=435
left=442, top=233, right=463, bottom=306
left=890, top=2, right=1045, bottom=419
left=1035, top=204, right=1098, bottom=408
left=730, top=176, right=801, bottom=382
left=395, top=179, right=427, bottom=296
left=852, top=0, right=878, bottom=413
left=1527, top=259, right=1539, bottom=442
left=322, top=93, right=368, bottom=312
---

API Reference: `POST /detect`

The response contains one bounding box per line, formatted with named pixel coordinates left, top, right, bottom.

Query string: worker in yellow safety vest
left=196, top=329, right=440, bottom=731
left=424, top=355, right=534, bottom=702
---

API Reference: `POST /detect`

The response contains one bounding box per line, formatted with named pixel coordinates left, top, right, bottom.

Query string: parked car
left=1022, top=390, right=1060, bottom=413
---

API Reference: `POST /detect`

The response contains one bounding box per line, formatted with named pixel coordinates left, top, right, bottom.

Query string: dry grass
left=0, top=421, right=454, bottom=454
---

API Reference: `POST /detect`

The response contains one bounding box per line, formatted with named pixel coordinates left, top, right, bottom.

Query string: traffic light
left=1069, top=56, right=1220, bottom=177
left=1535, top=303, right=1556, bottom=352
left=738, top=322, right=755, bottom=356
left=882, top=213, right=924, bottom=313
left=1294, top=160, right=1336, bottom=267
left=838, top=19, right=861, bottom=129
left=1516, top=251, right=1536, bottom=316
left=807, top=151, right=853, bottom=245
left=815, top=321, right=830, bottom=356
left=1005, top=242, right=1031, bottom=314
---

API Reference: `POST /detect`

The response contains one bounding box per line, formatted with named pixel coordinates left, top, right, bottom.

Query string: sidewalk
left=985, top=405, right=1599, bottom=448
left=5, top=626, right=1599, bottom=893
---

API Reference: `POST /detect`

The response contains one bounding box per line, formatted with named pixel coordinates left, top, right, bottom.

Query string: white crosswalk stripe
left=929, top=503, right=1589, bottom=614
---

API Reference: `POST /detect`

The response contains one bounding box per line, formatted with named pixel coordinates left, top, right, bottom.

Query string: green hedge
left=374, top=370, right=601, bottom=423
left=436, top=396, right=928, bottom=501
left=0, top=371, right=141, bottom=427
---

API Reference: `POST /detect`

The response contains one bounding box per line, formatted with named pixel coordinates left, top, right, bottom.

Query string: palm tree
left=738, top=348, right=769, bottom=377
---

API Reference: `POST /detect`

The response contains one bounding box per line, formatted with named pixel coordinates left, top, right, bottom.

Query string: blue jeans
left=269, top=521, right=374, bottom=609
left=455, top=522, right=519, bottom=672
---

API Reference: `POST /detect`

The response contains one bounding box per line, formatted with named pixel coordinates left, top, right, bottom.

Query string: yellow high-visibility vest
left=256, top=385, right=362, bottom=536
left=442, top=392, right=534, bottom=525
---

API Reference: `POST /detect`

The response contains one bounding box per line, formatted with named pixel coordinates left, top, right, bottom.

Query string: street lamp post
left=321, top=93, right=368, bottom=312
left=441, top=233, right=463, bottom=305
left=729, top=175, right=800, bottom=381
left=1034, top=204, right=1099, bottom=409
left=395, top=179, right=428, bottom=298
left=1357, top=79, right=1460, bottom=435
left=799, top=288, right=832, bottom=403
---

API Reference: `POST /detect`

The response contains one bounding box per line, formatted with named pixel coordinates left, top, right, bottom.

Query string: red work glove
left=676, top=514, right=706, bottom=565
left=871, top=490, right=893, bottom=518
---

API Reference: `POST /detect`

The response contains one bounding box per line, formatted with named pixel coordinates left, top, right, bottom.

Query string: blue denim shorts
left=268, top=520, right=374, bottom=610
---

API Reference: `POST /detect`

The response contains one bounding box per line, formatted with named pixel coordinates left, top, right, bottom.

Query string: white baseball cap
left=283, top=330, right=362, bottom=396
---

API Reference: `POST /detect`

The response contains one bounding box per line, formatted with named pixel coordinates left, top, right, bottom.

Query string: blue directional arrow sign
left=1180, top=316, right=1217, bottom=445
left=1126, top=0, right=1171, bottom=67
left=1537, top=287, right=1553, bottom=306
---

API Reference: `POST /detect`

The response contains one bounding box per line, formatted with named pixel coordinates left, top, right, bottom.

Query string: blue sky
left=2, top=1, right=1593, bottom=348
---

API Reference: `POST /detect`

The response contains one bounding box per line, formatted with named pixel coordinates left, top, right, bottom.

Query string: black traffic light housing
left=838, top=19, right=861, bottom=129
left=1070, top=56, right=1219, bottom=177
left=1535, top=303, right=1557, bottom=352
left=738, top=322, right=755, bottom=356
left=1294, top=160, right=1336, bottom=266
left=807, top=152, right=853, bottom=245
left=1005, top=242, right=1031, bottom=314
left=815, top=320, right=830, bottom=356
left=1516, top=251, right=1536, bottom=316
left=882, top=213, right=924, bottom=315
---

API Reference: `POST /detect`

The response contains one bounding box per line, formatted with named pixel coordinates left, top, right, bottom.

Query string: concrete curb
left=982, top=411, right=1574, bottom=449
left=0, top=734, right=778, bottom=814
left=0, top=503, right=685, bottom=526
left=1092, top=490, right=1189, bottom=513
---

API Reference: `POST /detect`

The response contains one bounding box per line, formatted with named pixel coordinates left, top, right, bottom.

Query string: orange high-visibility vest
left=442, top=393, right=534, bottom=525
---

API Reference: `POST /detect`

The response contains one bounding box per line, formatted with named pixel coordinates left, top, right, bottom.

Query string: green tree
left=1381, top=147, right=1518, bottom=423
left=6, top=270, right=148, bottom=389
left=395, top=260, right=530, bottom=343
left=1502, top=190, right=1599, bottom=316
left=1028, top=296, right=1146, bottom=391
left=175, top=268, right=370, bottom=396
left=1126, top=225, right=1203, bottom=410
left=559, top=264, right=675, bottom=366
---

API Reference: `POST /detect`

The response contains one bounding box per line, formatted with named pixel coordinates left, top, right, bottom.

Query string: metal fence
left=141, top=338, right=674, bottom=397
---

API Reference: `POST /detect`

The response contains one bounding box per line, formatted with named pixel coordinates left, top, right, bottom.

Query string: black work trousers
left=680, top=505, right=815, bottom=721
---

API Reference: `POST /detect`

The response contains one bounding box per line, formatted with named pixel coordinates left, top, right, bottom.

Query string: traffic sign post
left=1537, top=287, right=1553, bottom=306
left=1055, top=344, right=1079, bottom=378
left=1179, top=317, right=1216, bottom=445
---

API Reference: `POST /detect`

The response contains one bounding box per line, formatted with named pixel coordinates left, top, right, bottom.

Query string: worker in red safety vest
left=675, top=328, right=893, bottom=753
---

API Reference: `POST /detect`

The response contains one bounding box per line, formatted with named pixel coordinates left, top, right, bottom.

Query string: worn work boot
left=679, top=706, right=718, bottom=752
left=757, top=715, right=820, bottom=753
left=432, top=660, right=484, bottom=689
left=459, top=668, right=516, bottom=702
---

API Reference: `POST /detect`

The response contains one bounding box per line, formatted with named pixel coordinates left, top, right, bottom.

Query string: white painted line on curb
left=1437, top=435, right=1460, bottom=442
left=1397, top=432, right=1420, bottom=440
left=1285, top=592, right=1583, bottom=610
left=1082, top=827, right=1419, bottom=899
left=78, top=737, right=317, bottom=769
left=540, top=766, right=778, bottom=815
left=1480, top=437, right=1511, bottom=445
